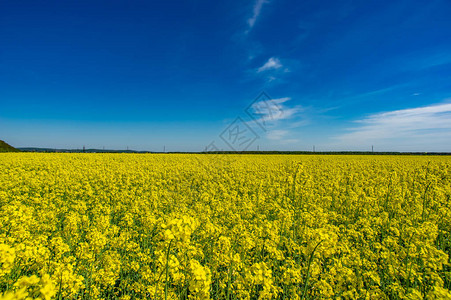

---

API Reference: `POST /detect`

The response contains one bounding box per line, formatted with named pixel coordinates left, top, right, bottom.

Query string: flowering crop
left=0, top=153, right=450, bottom=299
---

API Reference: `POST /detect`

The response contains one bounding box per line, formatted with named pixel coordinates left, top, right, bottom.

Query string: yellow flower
left=0, top=244, right=15, bottom=277
left=14, top=275, right=39, bottom=288
left=0, top=153, right=450, bottom=298
left=39, top=274, right=56, bottom=300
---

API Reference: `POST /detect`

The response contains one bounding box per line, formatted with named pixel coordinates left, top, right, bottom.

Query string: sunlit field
left=0, top=153, right=450, bottom=299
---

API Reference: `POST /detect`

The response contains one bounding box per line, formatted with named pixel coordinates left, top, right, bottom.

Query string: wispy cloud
left=248, top=0, right=269, bottom=29
left=247, top=96, right=306, bottom=145
left=249, top=97, right=302, bottom=126
left=320, top=83, right=413, bottom=110
left=402, top=52, right=451, bottom=72
left=336, top=102, right=451, bottom=150
left=257, top=57, right=282, bottom=72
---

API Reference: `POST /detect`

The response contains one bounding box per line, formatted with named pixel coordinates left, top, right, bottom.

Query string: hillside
left=0, top=140, right=19, bottom=152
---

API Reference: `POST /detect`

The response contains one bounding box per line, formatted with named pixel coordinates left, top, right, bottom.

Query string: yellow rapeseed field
left=0, top=153, right=450, bottom=299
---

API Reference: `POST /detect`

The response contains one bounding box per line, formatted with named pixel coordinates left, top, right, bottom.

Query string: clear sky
left=1, top=0, right=451, bottom=152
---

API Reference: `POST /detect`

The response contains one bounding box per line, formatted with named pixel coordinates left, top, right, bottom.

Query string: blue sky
left=1, top=0, right=451, bottom=151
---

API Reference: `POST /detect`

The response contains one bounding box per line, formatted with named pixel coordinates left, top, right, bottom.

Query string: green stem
left=164, top=240, right=173, bottom=300
left=301, top=240, right=323, bottom=300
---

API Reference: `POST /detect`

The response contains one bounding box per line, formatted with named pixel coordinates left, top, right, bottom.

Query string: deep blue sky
left=1, top=0, right=451, bottom=151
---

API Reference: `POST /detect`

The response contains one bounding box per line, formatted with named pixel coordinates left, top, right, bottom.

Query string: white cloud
left=246, top=96, right=307, bottom=146
left=268, top=75, right=277, bottom=82
left=336, top=102, right=451, bottom=151
left=257, top=57, right=282, bottom=73
left=250, top=97, right=302, bottom=126
left=248, top=0, right=269, bottom=29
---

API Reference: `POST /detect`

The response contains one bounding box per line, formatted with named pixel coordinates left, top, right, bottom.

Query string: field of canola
left=0, top=153, right=450, bottom=300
